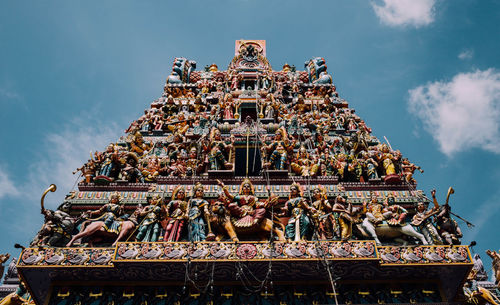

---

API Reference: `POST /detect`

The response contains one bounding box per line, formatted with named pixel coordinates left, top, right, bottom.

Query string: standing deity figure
left=331, top=195, right=354, bottom=241
left=411, top=190, right=443, bottom=244
left=164, top=186, right=188, bottom=241
left=187, top=183, right=210, bottom=242
left=310, top=186, right=334, bottom=240
left=136, top=194, right=163, bottom=242
left=262, top=127, right=295, bottom=170
left=433, top=188, right=463, bottom=245
left=401, top=158, right=424, bottom=184
left=291, top=146, right=319, bottom=177
left=486, top=250, right=500, bottom=288
left=359, top=151, right=379, bottom=181
left=379, top=144, right=396, bottom=176
left=203, top=128, right=234, bottom=170
left=222, top=93, right=236, bottom=120
left=280, top=183, right=313, bottom=241
left=97, top=144, right=119, bottom=178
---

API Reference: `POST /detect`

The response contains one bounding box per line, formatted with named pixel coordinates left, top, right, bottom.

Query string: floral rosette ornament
left=236, top=244, right=257, bottom=260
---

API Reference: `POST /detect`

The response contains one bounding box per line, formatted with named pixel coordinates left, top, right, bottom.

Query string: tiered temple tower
left=13, top=40, right=480, bottom=304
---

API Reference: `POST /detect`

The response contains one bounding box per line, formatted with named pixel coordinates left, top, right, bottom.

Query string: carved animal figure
left=361, top=218, right=428, bottom=246
left=66, top=207, right=141, bottom=247
left=208, top=201, right=285, bottom=242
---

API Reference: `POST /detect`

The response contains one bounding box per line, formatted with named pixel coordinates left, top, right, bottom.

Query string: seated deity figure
left=383, top=194, right=408, bottom=226
left=217, top=179, right=269, bottom=229
left=162, top=95, right=178, bottom=116
left=291, top=146, right=319, bottom=177
left=261, top=127, right=295, bottom=171
left=203, top=128, right=234, bottom=170
left=279, top=183, right=313, bottom=241
left=163, top=185, right=188, bottom=242
left=136, top=194, right=163, bottom=242
left=130, top=131, right=151, bottom=157
left=411, top=191, right=443, bottom=245
left=364, top=193, right=388, bottom=225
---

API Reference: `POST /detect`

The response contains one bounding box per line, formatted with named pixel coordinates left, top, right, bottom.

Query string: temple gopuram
left=3, top=40, right=500, bottom=304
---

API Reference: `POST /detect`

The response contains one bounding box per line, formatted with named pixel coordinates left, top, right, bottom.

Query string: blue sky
left=1, top=0, right=499, bottom=277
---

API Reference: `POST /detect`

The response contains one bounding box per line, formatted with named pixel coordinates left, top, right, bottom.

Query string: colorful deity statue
left=218, top=179, right=267, bottom=229
left=203, top=128, right=234, bottom=170
left=66, top=192, right=126, bottom=247
left=401, top=158, right=424, bottom=184
left=280, top=183, right=313, bottom=241
left=433, top=188, right=463, bottom=245
left=378, top=144, right=399, bottom=182
left=359, top=151, right=379, bottom=181
left=73, top=158, right=98, bottom=184
left=32, top=201, right=75, bottom=247
left=222, top=93, right=237, bottom=120
left=185, top=146, right=203, bottom=176
left=262, top=127, right=295, bottom=170
left=411, top=190, right=443, bottom=244
left=118, top=153, right=144, bottom=183
left=187, top=183, right=210, bottom=241
left=96, top=144, right=119, bottom=179
left=486, top=250, right=500, bottom=289
left=294, top=94, right=309, bottom=114
left=136, top=194, right=163, bottom=242
left=383, top=194, right=408, bottom=225
left=130, top=131, right=151, bottom=156
left=87, top=192, right=124, bottom=234
left=291, top=146, right=319, bottom=176
left=309, top=186, right=334, bottom=240
left=331, top=195, right=354, bottom=241
left=163, top=185, right=188, bottom=241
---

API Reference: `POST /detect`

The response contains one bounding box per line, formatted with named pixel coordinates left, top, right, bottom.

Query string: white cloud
left=408, top=69, right=500, bottom=156
left=25, top=116, right=121, bottom=207
left=0, top=166, right=20, bottom=199
left=458, top=49, right=474, bottom=60
left=371, top=0, right=436, bottom=28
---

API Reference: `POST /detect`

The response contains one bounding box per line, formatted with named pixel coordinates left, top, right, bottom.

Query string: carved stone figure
left=163, top=185, right=188, bottom=242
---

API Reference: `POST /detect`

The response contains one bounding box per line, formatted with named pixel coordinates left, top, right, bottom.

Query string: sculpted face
left=313, top=188, right=321, bottom=200
left=110, top=196, right=119, bottom=204
left=290, top=185, right=298, bottom=197
left=177, top=189, right=185, bottom=200
left=214, top=130, right=221, bottom=141
left=417, top=202, right=425, bottom=212
left=195, top=188, right=204, bottom=198
left=242, top=183, right=251, bottom=195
